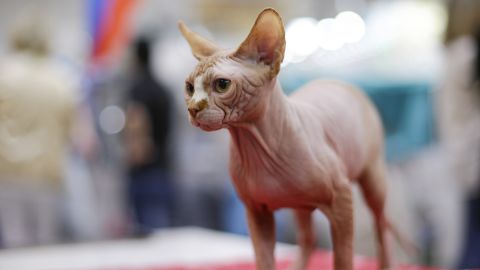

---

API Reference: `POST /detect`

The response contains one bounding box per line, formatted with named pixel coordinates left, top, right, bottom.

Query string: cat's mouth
left=189, top=108, right=226, bottom=131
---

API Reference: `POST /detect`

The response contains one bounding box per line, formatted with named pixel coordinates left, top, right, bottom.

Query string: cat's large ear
left=233, top=8, right=285, bottom=76
left=178, top=21, right=219, bottom=60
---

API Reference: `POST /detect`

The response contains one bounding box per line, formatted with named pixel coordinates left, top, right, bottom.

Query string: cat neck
left=228, top=79, right=292, bottom=160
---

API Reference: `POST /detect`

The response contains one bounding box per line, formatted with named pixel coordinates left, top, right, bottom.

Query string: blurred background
left=0, top=0, right=479, bottom=268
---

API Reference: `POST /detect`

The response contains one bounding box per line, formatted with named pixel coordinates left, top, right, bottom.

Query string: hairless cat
left=179, top=8, right=408, bottom=270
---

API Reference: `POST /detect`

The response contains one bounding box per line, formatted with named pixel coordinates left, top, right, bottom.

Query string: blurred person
left=124, top=37, right=174, bottom=235
left=450, top=29, right=480, bottom=269
left=437, top=1, right=480, bottom=267
left=176, top=129, right=230, bottom=231
left=152, top=35, right=231, bottom=231
left=0, top=17, right=77, bottom=247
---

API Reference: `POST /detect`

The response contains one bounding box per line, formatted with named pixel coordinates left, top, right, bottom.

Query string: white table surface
left=0, top=227, right=296, bottom=270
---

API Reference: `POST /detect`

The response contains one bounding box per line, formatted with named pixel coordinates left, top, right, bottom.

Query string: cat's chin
left=191, top=119, right=223, bottom=131
left=198, top=125, right=222, bottom=132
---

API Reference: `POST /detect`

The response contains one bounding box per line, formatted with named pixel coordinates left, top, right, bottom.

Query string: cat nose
left=188, top=99, right=208, bottom=117
left=188, top=107, right=200, bottom=117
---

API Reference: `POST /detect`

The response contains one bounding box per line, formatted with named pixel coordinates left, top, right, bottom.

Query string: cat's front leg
left=246, top=205, right=276, bottom=270
left=290, top=209, right=315, bottom=270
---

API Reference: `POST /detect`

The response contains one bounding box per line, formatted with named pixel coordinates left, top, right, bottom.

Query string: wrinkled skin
left=180, top=8, right=397, bottom=270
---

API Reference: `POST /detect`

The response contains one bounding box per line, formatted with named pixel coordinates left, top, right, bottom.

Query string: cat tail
left=385, top=217, right=420, bottom=257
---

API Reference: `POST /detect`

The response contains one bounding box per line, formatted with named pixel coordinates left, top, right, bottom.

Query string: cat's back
left=289, top=80, right=376, bottom=123
left=289, top=80, right=365, bottom=107
left=288, top=80, right=373, bottom=125
left=288, top=79, right=383, bottom=179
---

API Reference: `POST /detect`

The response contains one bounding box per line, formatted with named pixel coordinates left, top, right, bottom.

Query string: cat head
left=179, top=8, right=285, bottom=131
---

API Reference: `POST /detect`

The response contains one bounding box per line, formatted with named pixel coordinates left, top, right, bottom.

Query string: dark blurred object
left=0, top=15, right=77, bottom=247
left=444, top=0, right=480, bottom=44
left=124, top=36, right=175, bottom=235
left=475, top=29, right=480, bottom=88
left=460, top=194, right=480, bottom=268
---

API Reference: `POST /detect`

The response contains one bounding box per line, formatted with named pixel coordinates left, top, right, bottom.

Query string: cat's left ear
left=233, top=8, right=286, bottom=76
left=179, top=21, right=220, bottom=60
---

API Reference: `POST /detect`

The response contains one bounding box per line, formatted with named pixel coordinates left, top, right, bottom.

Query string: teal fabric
left=358, top=81, right=435, bottom=161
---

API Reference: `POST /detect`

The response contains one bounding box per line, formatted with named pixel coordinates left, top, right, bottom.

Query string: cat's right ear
left=178, top=21, right=219, bottom=60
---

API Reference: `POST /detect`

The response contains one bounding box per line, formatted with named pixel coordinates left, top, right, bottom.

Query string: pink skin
left=179, top=8, right=396, bottom=270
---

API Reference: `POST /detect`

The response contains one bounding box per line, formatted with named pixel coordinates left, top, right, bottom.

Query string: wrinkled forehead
left=187, top=53, right=229, bottom=82
left=186, top=53, right=269, bottom=85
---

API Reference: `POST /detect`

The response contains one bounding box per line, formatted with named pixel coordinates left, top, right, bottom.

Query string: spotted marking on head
left=192, top=75, right=208, bottom=103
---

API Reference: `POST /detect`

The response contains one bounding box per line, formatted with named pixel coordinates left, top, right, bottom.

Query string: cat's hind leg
left=358, top=157, right=392, bottom=269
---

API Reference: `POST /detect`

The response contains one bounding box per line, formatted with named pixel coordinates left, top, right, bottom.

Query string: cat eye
left=214, top=78, right=231, bottom=93
left=185, top=82, right=194, bottom=96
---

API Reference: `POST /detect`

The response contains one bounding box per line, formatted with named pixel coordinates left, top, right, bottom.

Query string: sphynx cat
left=179, top=8, right=402, bottom=270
